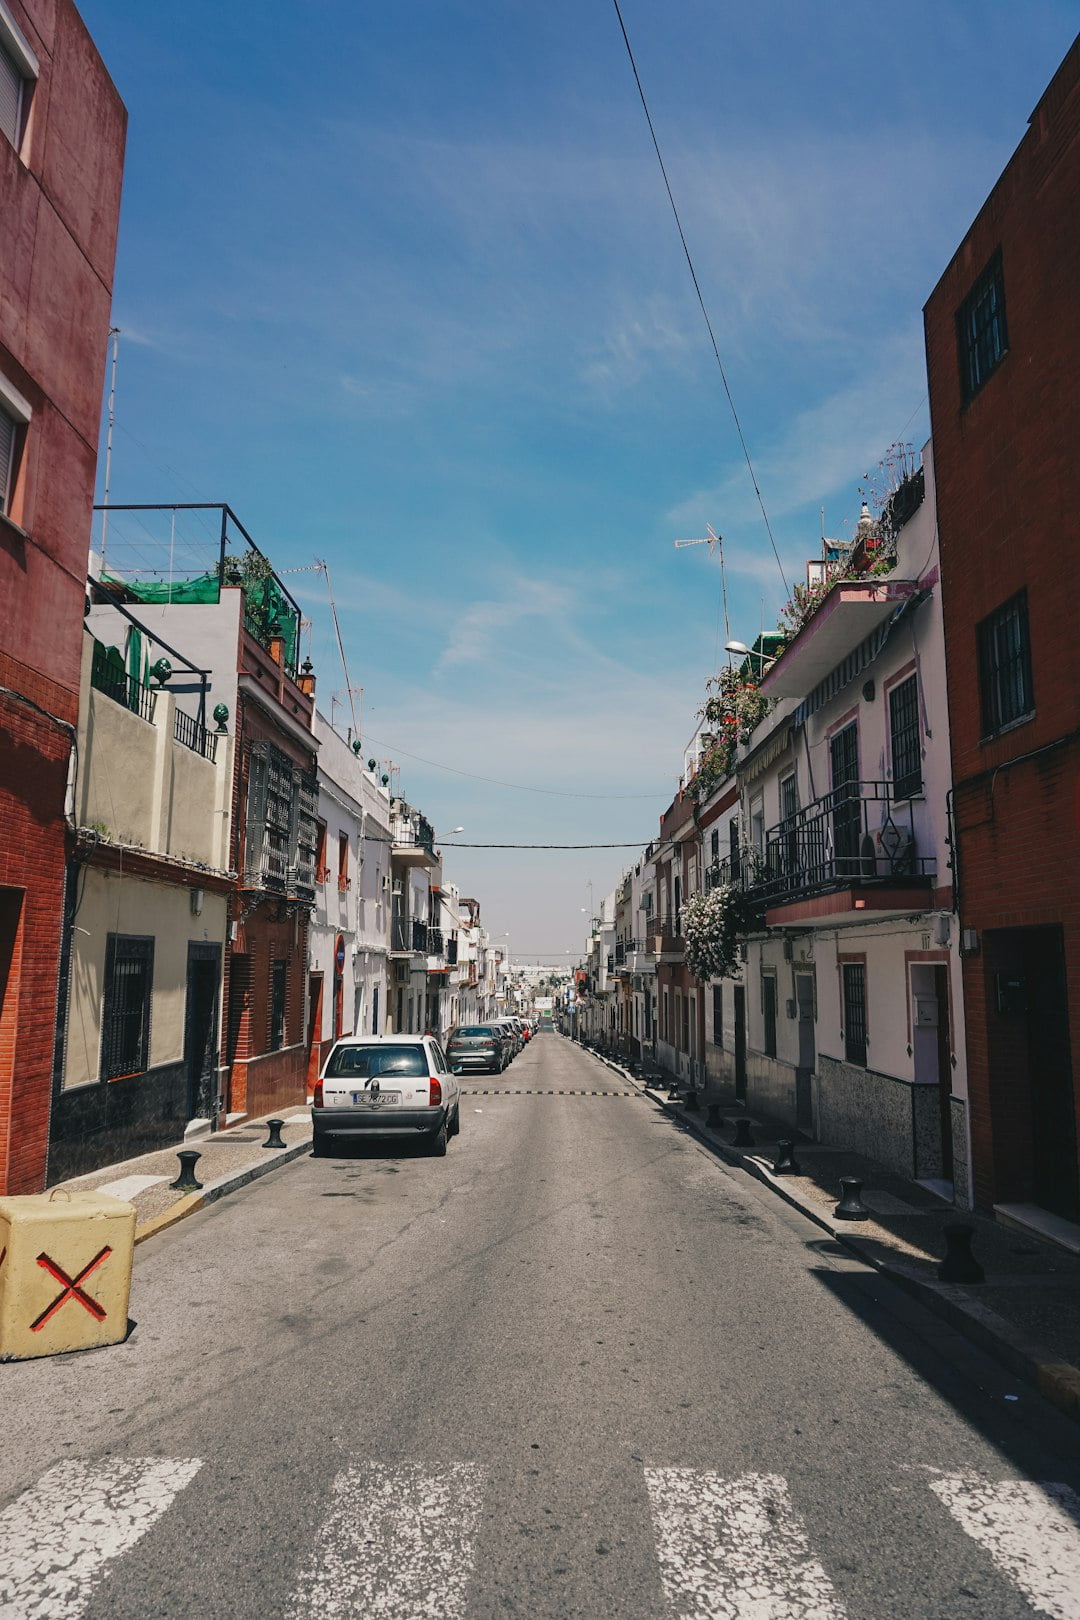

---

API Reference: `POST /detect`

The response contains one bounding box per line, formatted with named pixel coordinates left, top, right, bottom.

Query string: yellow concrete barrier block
left=0, top=1188, right=136, bottom=1360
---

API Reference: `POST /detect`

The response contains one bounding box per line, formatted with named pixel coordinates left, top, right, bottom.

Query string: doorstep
left=994, top=1202, right=1080, bottom=1257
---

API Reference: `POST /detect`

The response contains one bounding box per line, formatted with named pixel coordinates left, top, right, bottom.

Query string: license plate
left=352, top=1090, right=399, bottom=1106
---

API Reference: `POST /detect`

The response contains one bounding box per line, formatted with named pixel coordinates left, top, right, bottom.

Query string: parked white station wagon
left=312, top=1034, right=461, bottom=1157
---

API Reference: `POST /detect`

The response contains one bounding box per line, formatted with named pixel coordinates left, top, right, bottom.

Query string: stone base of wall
left=48, top=1060, right=188, bottom=1183
left=951, top=1095, right=972, bottom=1207
left=816, top=1054, right=950, bottom=1182
left=746, top=1051, right=797, bottom=1125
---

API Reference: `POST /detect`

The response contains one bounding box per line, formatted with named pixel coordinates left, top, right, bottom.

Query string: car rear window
left=324, top=1044, right=428, bottom=1078
left=453, top=1027, right=496, bottom=1039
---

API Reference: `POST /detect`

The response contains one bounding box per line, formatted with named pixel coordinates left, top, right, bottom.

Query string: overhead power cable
left=610, top=0, right=790, bottom=598
left=439, top=841, right=649, bottom=849
left=360, top=733, right=664, bottom=800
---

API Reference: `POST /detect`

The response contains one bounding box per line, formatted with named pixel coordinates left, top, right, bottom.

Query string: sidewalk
left=579, top=1041, right=1080, bottom=1423
left=54, top=1107, right=312, bottom=1244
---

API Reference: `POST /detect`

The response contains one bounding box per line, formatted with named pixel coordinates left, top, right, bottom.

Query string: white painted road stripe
left=645, top=1469, right=847, bottom=1619
left=929, top=1473, right=1080, bottom=1620
left=285, top=1461, right=484, bottom=1619
left=0, top=1457, right=203, bottom=1620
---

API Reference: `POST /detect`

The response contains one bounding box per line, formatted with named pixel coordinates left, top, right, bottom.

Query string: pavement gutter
left=133, top=1131, right=313, bottom=1246
left=572, top=1040, right=1080, bottom=1424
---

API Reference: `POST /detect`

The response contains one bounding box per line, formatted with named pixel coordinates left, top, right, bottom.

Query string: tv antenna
left=674, top=523, right=731, bottom=658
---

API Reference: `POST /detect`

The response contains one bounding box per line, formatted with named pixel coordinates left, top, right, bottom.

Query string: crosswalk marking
left=928, top=1473, right=1080, bottom=1620
left=285, top=1461, right=484, bottom=1619
left=645, top=1468, right=847, bottom=1619
left=0, top=1457, right=202, bottom=1620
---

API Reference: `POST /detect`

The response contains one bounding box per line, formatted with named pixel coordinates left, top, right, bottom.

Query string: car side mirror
left=452, top=1065, right=463, bottom=1076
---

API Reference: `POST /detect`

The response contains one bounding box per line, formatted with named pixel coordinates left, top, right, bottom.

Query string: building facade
left=0, top=0, right=124, bottom=1192
left=924, top=35, right=1080, bottom=1227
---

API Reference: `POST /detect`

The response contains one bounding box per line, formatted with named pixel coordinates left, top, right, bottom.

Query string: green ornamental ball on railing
left=149, top=656, right=172, bottom=685
left=212, top=702, right=230, bottom=732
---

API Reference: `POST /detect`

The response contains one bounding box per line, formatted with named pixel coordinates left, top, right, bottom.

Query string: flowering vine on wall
left=687, top=668, right=770, bottom=801
left=683, top=884, right=749, bottom=981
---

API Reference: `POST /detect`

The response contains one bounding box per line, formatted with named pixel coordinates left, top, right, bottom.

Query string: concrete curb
left=571, top=1043, right=1080, bottom=1424
left=134, top=1134, right=312, bottom=1246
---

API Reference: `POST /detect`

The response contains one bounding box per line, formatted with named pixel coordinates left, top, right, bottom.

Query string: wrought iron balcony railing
left=90, top=640, right=157, bottom=724
left=748, top=780, right=934, bottom=907
left=173, top=707, right=218, bottom=761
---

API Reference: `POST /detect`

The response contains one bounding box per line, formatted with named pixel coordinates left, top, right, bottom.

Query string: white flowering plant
left=682, top=884, right=748, bottom=981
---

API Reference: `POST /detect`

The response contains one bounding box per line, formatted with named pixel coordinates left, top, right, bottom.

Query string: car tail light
left=428, top=1077, right=442, bottom=1106
left=313, top=1079, right=324, bottom=1108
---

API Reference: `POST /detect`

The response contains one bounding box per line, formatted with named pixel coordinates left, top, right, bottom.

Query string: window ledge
left=978, top=710, right=1035, bottom=747
left=0, top=510, right=29, bottom=546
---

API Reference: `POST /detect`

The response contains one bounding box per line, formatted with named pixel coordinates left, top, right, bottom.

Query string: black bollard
left=684, top=1088, right=700, bottom=1113
left=706, top=1102, right=725, bottom=1129
left=170, top=1150, right=203, bottom=1192
left=731, top=1116, right=755, bottom=1149
left=667, top=1081, right=682, bottom=1101
left=773, top=1139, right=801, bottom=1175
left=834, top=1176, right=870, bottom=1220
left=263, top=1118, right=287, bottom=1150
left=938, top=1222, right=985, bottom=1284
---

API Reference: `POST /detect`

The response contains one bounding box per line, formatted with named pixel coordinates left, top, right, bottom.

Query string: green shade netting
left=100, top=569, right=221, bottom=604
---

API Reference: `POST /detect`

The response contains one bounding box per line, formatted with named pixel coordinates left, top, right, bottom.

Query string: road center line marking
left=645, top=1467, right=847, bottom=1619
left=285, top=1461, right=484, bottom=1620
left=929, top=1473, right=1080, bottom=1620
left=0, top=1457, right=203, bottom=1620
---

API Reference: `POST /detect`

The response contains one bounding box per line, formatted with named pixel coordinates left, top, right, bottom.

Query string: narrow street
left=2, top=1033, right=1078, bottom=1619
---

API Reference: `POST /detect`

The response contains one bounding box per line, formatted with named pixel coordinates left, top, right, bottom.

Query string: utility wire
left=611, top=0, right=789, bottom=599
left=360, top=732, right=665, bottom=800
left=439, top=841, right=649, bottom=849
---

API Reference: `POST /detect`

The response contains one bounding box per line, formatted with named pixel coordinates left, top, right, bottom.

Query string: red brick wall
left=924, top=37, right=1080, bottom=1208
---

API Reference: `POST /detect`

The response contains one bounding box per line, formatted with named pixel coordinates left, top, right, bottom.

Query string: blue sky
left=78, top=0, right=1078, bottom=961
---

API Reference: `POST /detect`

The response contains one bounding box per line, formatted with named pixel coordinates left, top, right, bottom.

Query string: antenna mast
left=99, top=327, right=120, bottom=572
left=673, top=523, right=731, bottom=650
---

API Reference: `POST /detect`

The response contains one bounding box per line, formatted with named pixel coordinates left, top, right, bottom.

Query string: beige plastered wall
left=63, top=870, right=227, bottom=1090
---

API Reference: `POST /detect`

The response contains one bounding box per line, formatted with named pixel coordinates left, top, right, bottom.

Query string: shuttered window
left=0, top=37, right=22, bottom=147
left=0, top=406, right=14, bottom=514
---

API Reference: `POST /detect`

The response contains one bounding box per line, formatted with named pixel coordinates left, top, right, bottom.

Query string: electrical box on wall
left=913, top=995, right=938, bottom=1028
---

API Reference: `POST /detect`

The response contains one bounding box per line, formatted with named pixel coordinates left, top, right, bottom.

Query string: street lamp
left=725, top=639, right=776, bottom=675
left=449, top=826, right=464, bottom=835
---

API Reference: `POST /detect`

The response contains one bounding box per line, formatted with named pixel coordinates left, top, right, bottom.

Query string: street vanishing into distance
left=3, top=1033, right=1079, bottom=1620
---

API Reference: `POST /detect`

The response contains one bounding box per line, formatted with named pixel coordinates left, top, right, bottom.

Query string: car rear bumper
left=312, top=1105, right=448, bottom=1140
left=449, top=1058, right=501, bottom=1073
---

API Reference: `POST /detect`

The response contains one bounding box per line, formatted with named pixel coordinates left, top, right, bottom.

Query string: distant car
left=312, top=1035, right=460, bottom=1157
left=447, top=1024, right=505, bottom=1075
left=490, top=1018, right=519, bottom=1059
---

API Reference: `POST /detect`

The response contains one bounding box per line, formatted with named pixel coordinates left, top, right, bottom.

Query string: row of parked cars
left=310, top=1017, right=541, bottom=1159
left=446, top=1016, right=538, bottom=1076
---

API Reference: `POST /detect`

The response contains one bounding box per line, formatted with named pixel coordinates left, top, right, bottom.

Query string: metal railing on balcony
left=427, top=926, right=445, bottom=957
left=748, top=781, right=934, bottom=907
left=90, top=641, right=157, bottom=723
left=446, top=938, right=459, bottom=966
left=173, top=707, right=218, bottom=761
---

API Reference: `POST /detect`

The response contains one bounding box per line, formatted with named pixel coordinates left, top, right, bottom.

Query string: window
left=270, top=960, right=287, bottom=1051
left=710, top=829, right=720, bottom=863
left=0, top=7, right=37, bottom=152
left=680, top=994, right=689, bottom=1053
left=101, top=935, right=154, bottom=1079
left=712, top=984, right=723, bottom=1047
left=842, top=963, right=867, bottom=1067
left=957, top=251, right=1008, bottom=405
left=338, top=831, right=350, bottom=891
left=750, top=795, right=765, bottom=857
left=762, top=972, right=777, bottom=1058
left=889, top=675, right=922, bottom=798
left=0, top=372, right=31, bottom=519
left=314, top=821, right=328, bottom=883
left=977, top=591, right=1033, bottom=736
left=372, top=985, right=379, bottom=1034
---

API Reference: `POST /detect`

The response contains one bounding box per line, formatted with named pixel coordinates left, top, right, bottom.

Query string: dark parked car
left=447, top=1025, right=506, bottom=1075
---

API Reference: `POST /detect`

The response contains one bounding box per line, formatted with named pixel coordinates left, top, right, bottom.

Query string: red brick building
left=924, top=36, right=1080, bottom=1227
left=0, top=0, right=124, bottom=1193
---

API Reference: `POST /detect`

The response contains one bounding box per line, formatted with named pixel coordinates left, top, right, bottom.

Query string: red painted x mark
left=31, top=1246, right=112, bottom=1332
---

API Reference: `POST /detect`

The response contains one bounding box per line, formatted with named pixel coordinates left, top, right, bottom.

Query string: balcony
left=90, top=640, right=157, bottom=724
left=173, top=707, right=218, bottom=762
left=748, top=781, right=935, bottom=927
left=392, top=815, right=437, bottom=867
left=760, top=579, right=919, bottom=699
left=651, top=917, right=684, bottom=959
left=390, top=916, right=429, bottom=956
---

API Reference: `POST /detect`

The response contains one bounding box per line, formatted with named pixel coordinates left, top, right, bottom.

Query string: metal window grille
left=712, top=984, right=723, bottom=1047
left=269, top=960, right=287, bottom=1051
left=100, top=935, right=154, bottom=1079
left=977, top=592, right=1032, bottom=735
left=0, top=39, right=22, bottom=148
left=843, top=964, right=867, bottom=1067
left=957, top=251, right=1008, bottom=404
left=889, top=675, right=922, bottom=799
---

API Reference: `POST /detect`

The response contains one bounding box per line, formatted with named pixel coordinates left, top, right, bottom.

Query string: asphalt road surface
left=3, top=1032, right=1080, bottom=1619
